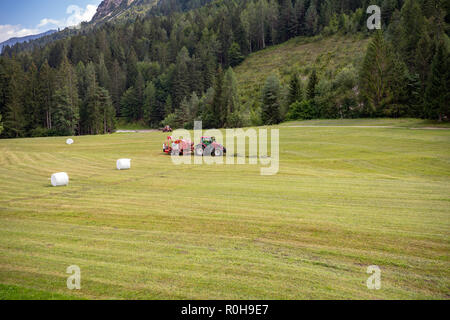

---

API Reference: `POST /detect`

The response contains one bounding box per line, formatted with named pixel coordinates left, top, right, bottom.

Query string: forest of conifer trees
left=0, top=0, right=448, bottom=138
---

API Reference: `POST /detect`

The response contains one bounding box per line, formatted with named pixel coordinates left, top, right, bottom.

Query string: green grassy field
left=0, top=119, right=449, bottom=300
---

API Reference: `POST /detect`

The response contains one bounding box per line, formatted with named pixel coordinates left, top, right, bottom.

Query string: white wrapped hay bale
left=117, top=159, right=131, bottom=170
left=66, top=139, right=74, bottom=145
left=51, top=172, right=69, bottom=187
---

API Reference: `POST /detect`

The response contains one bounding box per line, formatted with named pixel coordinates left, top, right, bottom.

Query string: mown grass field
left=0, top=119, right=449, bottom=300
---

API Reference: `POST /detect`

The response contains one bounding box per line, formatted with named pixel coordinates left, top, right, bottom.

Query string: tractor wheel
left=213, top=148, right=223, bottom=157
left=195, top=145, right=204, bottom=157
left=204, top=145, right=215, bottom=157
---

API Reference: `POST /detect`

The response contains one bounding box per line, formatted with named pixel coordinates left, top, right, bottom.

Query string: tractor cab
left=201, top=137, right=216, bottom=146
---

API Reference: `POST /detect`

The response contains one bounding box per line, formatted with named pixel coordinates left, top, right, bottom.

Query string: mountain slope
left=92, top=0, right=125, bottom=22
left=90, top=0, right=213, bottom=25
left=0, top=30, right=57, bottom=52
left=1, top=0, right=214, bottom=54
left=235, top=34, right=369, bottom=106
left=91, top=0, right=158, bottom=24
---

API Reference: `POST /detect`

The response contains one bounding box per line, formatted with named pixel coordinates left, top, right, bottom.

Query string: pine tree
left=48, top=41, right=65, bottom=69
left=62, top=58, right=79, bottom=120
left=266, top=0, right=280, bottom=46
left=294, top=0, right=306, bottom=36
left=359, top=31, right=407, bottom=115
left=279, top=0, right=297, bottom=42
left=39, top=60, right=55, bottom=129
left=53, top=86, right=77, bottom=135
left=82, top=63, right=100, bottom=134
left=421, top=0, right=437, bottom=18
left=178, top=97, right=190, bottom=128
left=82, top=66, right=114, bottom=134
left=360, top=31, right=388, bottom=114
left=218, top=10, right=233, bottom=66
left=143, top=81, right=156, bottom=126
left=319, top=0, right=334, bottom=31
left=413, top=30, right=435, bottom=112
left=261, top=74, right=282, bottom=125
left=189, top=54, right=204, bottom=95
left=120, top=70, right=144, bottom=122
left=233, top=15, right=250, bottom=56
left=121, top=88, right=137, bottom=122
left=0, top=62, right=7, bottom=117
left=399, top=0, right=426, bottom=69
left=126, top=48, right=138, bottom=89
left=228, top=43, right=244, bottom=67
left=173, top=47, right=191, bottom=108
left=75, top=61, right=86, bottom=100
left=23, top=62, right=40, bottom=132
left=288, top=72, right=303, bottom=106
left=98, top=87, right=115, bottom=134
left=53, top=57, right=79, bottom=135
left=110, top=60, right=125, bottom=115
left=188, top=92, right=200, bottom=123
left=4, top=69, right=25, bottom=137
left=415, top=30, right=435, bottom=88
left=307, top=70, right=318, bottom=100
left=164, top=95, right=173, bottom=118
left=382, top=0, right=398, bottom=25
left=383, top=55, right=410, bottom=117
left=203, top=52, right=217, bottom=91
left=134, top=71, right=145, bottom=120
left=255, top=0, right=268, bottom=50
left=222, top=68, right=241, bottom=128
left=200, top=87, right=217, bottom=129
left=211, top=67, right=225, bottom=128
left=305, top=3, right=319, bottom=36
left=97, top=54, right=111, bottom=90
left=424, top=42, right=450, bottom=121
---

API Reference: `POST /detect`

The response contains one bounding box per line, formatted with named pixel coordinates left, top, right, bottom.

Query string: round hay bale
left=51, top=172, right=69, bottom=187
left=117, top=159, right=131, bottom=170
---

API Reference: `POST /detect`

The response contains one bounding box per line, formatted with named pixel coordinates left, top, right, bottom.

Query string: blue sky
left=0, top=0, right=102, bottom=42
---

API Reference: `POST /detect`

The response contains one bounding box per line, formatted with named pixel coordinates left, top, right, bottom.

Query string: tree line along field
left=1, top=0, right=448, bottom=140
left=0, top=119, right=449, bottom=300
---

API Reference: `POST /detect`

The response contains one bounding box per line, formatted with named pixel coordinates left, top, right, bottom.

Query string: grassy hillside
left=235, top=34, right=369, bottom=106
left=0, top=119, right=449, bottom=299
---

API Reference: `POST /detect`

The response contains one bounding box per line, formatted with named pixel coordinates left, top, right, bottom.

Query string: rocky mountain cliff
left=91, top=0, right=154, bottom=24
left=92, top=0, right=129, bottom=22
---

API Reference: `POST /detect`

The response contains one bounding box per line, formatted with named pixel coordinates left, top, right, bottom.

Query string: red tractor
left=163, top=136, right=194, bottom=155
left=195, top=136, right=227, bottom=157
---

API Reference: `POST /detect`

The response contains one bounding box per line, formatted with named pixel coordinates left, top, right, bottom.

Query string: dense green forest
left=0, top=0, right=448, bottom=138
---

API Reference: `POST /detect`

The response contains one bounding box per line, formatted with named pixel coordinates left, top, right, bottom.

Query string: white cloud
left=0, top=25, right=40, bottom=43
left=65, top=4, right=98, bottom=27
left=39, top=4, right=99, bottom=29
left=0, top=3, right=99, bottom=43
left=37, top=19, right=61, bottom=28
